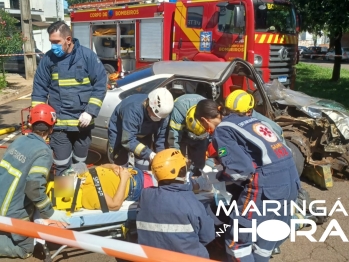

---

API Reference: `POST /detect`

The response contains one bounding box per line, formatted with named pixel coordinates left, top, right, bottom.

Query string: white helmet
left=148, top=87, right=174, bottom=119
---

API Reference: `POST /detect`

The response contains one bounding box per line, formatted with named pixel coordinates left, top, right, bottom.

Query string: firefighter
left=194, top=99, right=300, bottom=262
left=108, top=88, right=174, bottom=170
left=0, top=104, right=70, bottom=259
left=31, top=21, right=107, bottom=176
left=136, top=148, right=215, bottom=258
left=167, top=93, right=209, bottom=172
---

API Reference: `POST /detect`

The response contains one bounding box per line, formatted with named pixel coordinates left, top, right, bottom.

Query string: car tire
left=310, top=55, right=314, bottom=59
left=286, top=140, right=305, bottom=176
left=104, top=64, right=116, bottom=82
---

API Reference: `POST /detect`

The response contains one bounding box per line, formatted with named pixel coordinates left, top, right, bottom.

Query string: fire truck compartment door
left=72, top=23, right=91, bottom=49
left=140, top=18, right=163, bottom=61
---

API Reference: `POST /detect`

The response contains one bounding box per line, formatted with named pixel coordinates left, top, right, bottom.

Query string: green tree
left=293, top=0, right=349, bottom=81
left=0, top=9, right=24, bottom=83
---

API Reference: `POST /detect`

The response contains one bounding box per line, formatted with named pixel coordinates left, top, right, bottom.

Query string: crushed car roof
left=152, top=61, right=231, bottom=80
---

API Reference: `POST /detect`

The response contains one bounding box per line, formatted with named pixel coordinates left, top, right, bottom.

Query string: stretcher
left=36, top=171, right=229, bottom=262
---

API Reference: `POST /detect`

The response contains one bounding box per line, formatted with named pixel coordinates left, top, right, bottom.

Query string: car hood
left=264, top=80, right=349, bottom=139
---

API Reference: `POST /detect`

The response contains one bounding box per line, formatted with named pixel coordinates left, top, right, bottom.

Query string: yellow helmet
left=185, top=105, right=207, bottom=137
left=151, top=149, right=187, bottom=182
left=225, top=90, right=255, bottom=113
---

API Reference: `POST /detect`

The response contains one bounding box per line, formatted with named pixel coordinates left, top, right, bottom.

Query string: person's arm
left=85, top=52, right=107, bottom=118
left=25, top=151, right=54, bottom=219
left=213, top=126, right=255, bottom=182
left=154, top=116, right=170, bottom=153
left=31, top=55, right=51, bottom=107
left=104, top=166, right=131, bottom=211
left=120, top=109, right=154, bottom=160
left=167, top=108, right=185, bottom=149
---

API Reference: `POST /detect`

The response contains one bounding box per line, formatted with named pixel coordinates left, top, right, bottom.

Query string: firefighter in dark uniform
left=136, top=148, right=215, bottom=258
left=0, top=105, right=69, bottom=259
left=31, top=21, right=107, bottom=176
left=108, top=88, right=174, bottom=170
left=194, top=98, right=300, bottom=262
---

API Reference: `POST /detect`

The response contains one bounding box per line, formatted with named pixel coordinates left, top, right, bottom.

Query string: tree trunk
left=331, top=30, right=342, bottom=82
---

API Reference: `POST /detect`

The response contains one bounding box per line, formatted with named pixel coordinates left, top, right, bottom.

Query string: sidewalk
left=0, top=73, right=33, bottom=106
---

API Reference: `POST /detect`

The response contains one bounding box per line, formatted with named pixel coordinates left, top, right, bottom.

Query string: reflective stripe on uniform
left=31, top=101, right=45, bottom=107
left=29, top=166, right=49, bottom=177
left=218, top=122, right=272, bottom=165
left=0, top=160, right=22, bottom=216
left=58, top=78, right=90, bottom=86
left=53, top=152, right=72, bottom=166
left=36, top=197, right=51, bottom=210
left=225, top=168, right=249, bottom=181
left=72, top=153, right=87, bottom=163
left=253, top=243, right=273, bottom=257
left=88, top=97, right=103, bottom=107
left=56, top=119, right=94, bottom=127
left=170, top=120, right=184, bottom=131
left=136, top=221, right=194, bottom=233
left=134, top=143, right=146, bottom=156
left=226, top=244, right=252, bottom=258
left=51, top=73, right=58, bottom=80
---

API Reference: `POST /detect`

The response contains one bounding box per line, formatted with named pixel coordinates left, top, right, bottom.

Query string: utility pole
left=56, top=0, right=60, bottom=21
left=20, top=0, right=36, bottom=79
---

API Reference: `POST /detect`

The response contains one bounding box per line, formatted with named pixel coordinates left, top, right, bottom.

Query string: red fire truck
left=70, top=0, right=299, bottom=89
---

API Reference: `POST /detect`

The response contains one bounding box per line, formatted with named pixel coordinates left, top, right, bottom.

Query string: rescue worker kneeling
left=194, top=99, right=300, bottom=262
left=0, top=105, right=70, bottom=259
left=167, top=94, right=212, bottom=172
left=108, top=88, right=174, bottom=170
left=136, top=149, right=215, bottom=258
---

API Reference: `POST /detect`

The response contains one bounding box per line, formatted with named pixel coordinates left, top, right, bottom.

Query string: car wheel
left=310, top=55, right=314, bottom=59
left=104, top=64, right=116, bottom=81
left=286, top=140, right=305, bottom=176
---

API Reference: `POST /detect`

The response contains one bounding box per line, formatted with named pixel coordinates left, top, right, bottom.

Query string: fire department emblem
left=200, top=31, right=212, bottom=52
left=252, top=123, right=277, bottom=143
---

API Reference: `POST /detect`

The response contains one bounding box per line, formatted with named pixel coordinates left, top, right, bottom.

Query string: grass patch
left=295, top=62, right=349, bottom=107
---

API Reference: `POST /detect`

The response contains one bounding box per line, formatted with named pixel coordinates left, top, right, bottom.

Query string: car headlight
left=254, top=54, right=263, bottom=66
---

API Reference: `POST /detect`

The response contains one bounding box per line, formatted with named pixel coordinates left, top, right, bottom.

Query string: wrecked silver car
left=262, top=80, right=349, bottom=182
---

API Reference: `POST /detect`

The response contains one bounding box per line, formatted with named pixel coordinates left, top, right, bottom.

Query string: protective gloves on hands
left=195, top=175, right=213, bottom=192
left=149, top=152, right=156, bottom=163
left=79, top=112, right=92, bottom=127
left=49, top=210, right=70, bottom=224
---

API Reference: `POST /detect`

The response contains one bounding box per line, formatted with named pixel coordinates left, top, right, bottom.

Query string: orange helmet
left=29, top=104, right=56, bottom=126
left=151, top=149, right=187, bottom=182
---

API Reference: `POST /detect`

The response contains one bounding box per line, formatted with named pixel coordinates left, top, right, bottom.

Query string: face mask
left=51, top=44, right=65, bottom=57
left=150, top=115, right=161, bottom=122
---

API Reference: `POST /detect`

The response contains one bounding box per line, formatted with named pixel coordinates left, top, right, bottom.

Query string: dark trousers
left=50, top=130, right=91, bottom=176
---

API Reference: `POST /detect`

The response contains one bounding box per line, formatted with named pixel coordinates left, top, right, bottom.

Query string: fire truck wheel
left=286, top=140, right=305, bottom=176
left=104, top=64, right=116, bottom=76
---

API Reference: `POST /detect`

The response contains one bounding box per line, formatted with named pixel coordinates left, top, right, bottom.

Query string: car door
left=211, top=58, right=275, bottom=119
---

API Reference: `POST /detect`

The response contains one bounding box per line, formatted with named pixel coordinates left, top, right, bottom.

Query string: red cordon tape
left=0, top=53, right=44, bottom=57
left=0, top=216, right=217, bottom=262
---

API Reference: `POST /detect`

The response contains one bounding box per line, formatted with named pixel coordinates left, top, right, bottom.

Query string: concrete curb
left=0, top=85, right=32, bottom=106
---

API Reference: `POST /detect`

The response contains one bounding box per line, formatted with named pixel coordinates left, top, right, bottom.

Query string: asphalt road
left=299, top=57, right=349, bottom=70
left=1, top=89, right=349, bottom=262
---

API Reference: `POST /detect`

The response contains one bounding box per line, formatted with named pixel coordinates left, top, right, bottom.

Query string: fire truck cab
left=70, top=0, right=299, bottom=90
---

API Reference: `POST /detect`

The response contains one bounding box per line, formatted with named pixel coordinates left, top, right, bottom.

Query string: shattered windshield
left=254, top=3, right=296, bottom=34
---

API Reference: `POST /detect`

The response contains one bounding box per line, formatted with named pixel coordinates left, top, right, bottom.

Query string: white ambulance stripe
left=137, top=221, right=194, bottom=233
left=227, top=245, right=252, bottom=258
left=74, top=231, right=148, bottom=258
left=253, top=243, right=273, bottom=257
left=218, top=122, right=272, bottom=165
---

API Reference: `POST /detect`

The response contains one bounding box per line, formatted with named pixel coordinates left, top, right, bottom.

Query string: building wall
left=33, top=29, right=51, bottom=53
left=44, top=0, right=64, bottom=21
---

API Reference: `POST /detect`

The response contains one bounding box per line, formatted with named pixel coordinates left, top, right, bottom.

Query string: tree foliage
left=0, top=9, right=24, bottom=84
left=292, top=0, right=349, bottom=81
